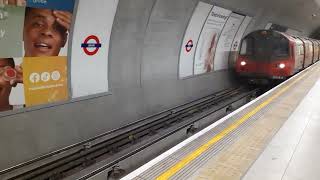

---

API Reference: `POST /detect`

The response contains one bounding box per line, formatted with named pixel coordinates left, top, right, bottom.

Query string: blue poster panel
left=26, top=0, right=75, bottom=12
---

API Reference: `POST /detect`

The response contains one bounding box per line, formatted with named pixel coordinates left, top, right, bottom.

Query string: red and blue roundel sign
left=81, top=35, right=102, bottom=56
left=185, top=40, right=193, bottom=53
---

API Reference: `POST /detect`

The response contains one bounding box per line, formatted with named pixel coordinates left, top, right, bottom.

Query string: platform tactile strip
left=185, top=65, right=320, bottom=180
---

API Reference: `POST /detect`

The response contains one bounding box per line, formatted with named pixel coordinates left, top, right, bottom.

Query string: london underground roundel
left=81, top=35, right=102, bottom=56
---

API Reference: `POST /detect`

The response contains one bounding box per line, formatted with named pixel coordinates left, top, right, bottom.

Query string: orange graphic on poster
left=23, top=56, right=68, bottom=107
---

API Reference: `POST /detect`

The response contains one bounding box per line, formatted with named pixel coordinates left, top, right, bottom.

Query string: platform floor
left=121, top=62, right=320, bottom=180
left=243, top=71, right=320, bottom=180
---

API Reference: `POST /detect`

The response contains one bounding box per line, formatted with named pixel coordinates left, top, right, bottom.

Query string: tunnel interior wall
left=0, top=0, right=319, bottom=169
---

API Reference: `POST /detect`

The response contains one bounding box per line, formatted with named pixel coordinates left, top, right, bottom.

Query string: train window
left=240, top=38, right=254, bottom=55
left=300, top=45, right=304, bottom=55
left=240, top=33, right=289, bottom=60
left=272, top=37, right=289, bottom=57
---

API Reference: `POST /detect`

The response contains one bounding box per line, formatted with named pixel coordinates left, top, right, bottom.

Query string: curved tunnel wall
left=0, top=0, right=320, bottom=169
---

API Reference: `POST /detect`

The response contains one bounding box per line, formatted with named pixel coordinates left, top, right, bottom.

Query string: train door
left=300, top=38, right=313, bottom=68
left=316, top=40, right=319, bottom=62
left=314, top=40, right=318, bottom=62
left=311, top=40, right=318, bottom=63
left=310, top=41, right=314, bottom=65
left=298, top=37, right=307, bottom=68
left=294, top=39, right=304, bottom=72
left=318, top=41, right=320, bottom=61
left=311, top=40, right=315, bottom=63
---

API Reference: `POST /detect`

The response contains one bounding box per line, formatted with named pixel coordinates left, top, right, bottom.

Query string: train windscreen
left=240, top=32, right=289, bottom=61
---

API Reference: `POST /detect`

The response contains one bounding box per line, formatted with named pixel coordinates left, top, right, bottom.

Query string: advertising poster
left=214, top=13, right=245, bottom=71
left=0, top=0, right=75, bottom=112
left=71, top=0, right=118, bottom=98
left=9, top=58, right=24, bottom=107
left=179, top=2, right=212, bottom=78
left=23, top=57, right=68, bottom=106
left=229, top=16, right=252, bottom=68
left=0, top=4, right=24, bottom=57
left=194, top=6, right=231, bottom=75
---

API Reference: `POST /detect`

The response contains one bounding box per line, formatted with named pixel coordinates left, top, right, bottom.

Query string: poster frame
left=179, top=3, right=254, bottom=80
left=70, top=0, right=117, bottom=98
left=178, top=1, right=215, bottom=80
left=0, top=0, right=118, bottom=117
left=192, top=5, right=231, bottom=76
left=177, top=1, right=199, bottom=80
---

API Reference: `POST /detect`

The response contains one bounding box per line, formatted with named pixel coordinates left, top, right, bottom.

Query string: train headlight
left=279, top=63, right=286, bottom=69
left=240, top=61, right=247, bottom=66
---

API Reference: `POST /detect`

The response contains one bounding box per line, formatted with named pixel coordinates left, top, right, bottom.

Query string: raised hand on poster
left=10, top=65, right=23, bottom=87
left=53, top=10, right=72, bottom=31
left=0, top=0, right=26, bottom=6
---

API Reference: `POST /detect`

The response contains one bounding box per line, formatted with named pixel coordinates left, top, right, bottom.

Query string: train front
left=235, top=30, right=293, bottom=83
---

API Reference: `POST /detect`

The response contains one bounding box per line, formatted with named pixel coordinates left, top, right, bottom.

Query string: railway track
left=0, top=86, right=259, bottom=180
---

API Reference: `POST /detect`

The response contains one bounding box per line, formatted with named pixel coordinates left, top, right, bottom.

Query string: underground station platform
left=118, top=62, right=320, bottom=180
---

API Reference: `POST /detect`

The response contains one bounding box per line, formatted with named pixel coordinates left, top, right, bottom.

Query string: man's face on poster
left=23, top=8, right=67, bottom=57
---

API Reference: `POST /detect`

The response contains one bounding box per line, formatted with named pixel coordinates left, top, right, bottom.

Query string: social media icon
left=41, top=72, right=50, bottom=82
left=29, top=73, right=40, bottom=83
left=51, top=71, right=61, bottom=81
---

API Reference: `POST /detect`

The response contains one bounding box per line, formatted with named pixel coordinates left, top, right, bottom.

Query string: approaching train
left=235, top=30, right=320, bottom=82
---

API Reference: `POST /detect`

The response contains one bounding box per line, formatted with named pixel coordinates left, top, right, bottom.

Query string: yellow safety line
left=156, top=70, right=311, bottom=180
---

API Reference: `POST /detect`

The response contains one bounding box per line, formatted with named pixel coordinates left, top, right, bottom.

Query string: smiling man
left=23, top=7, right=72, bottom=57
left=7, top=7, right=72, bottom=86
